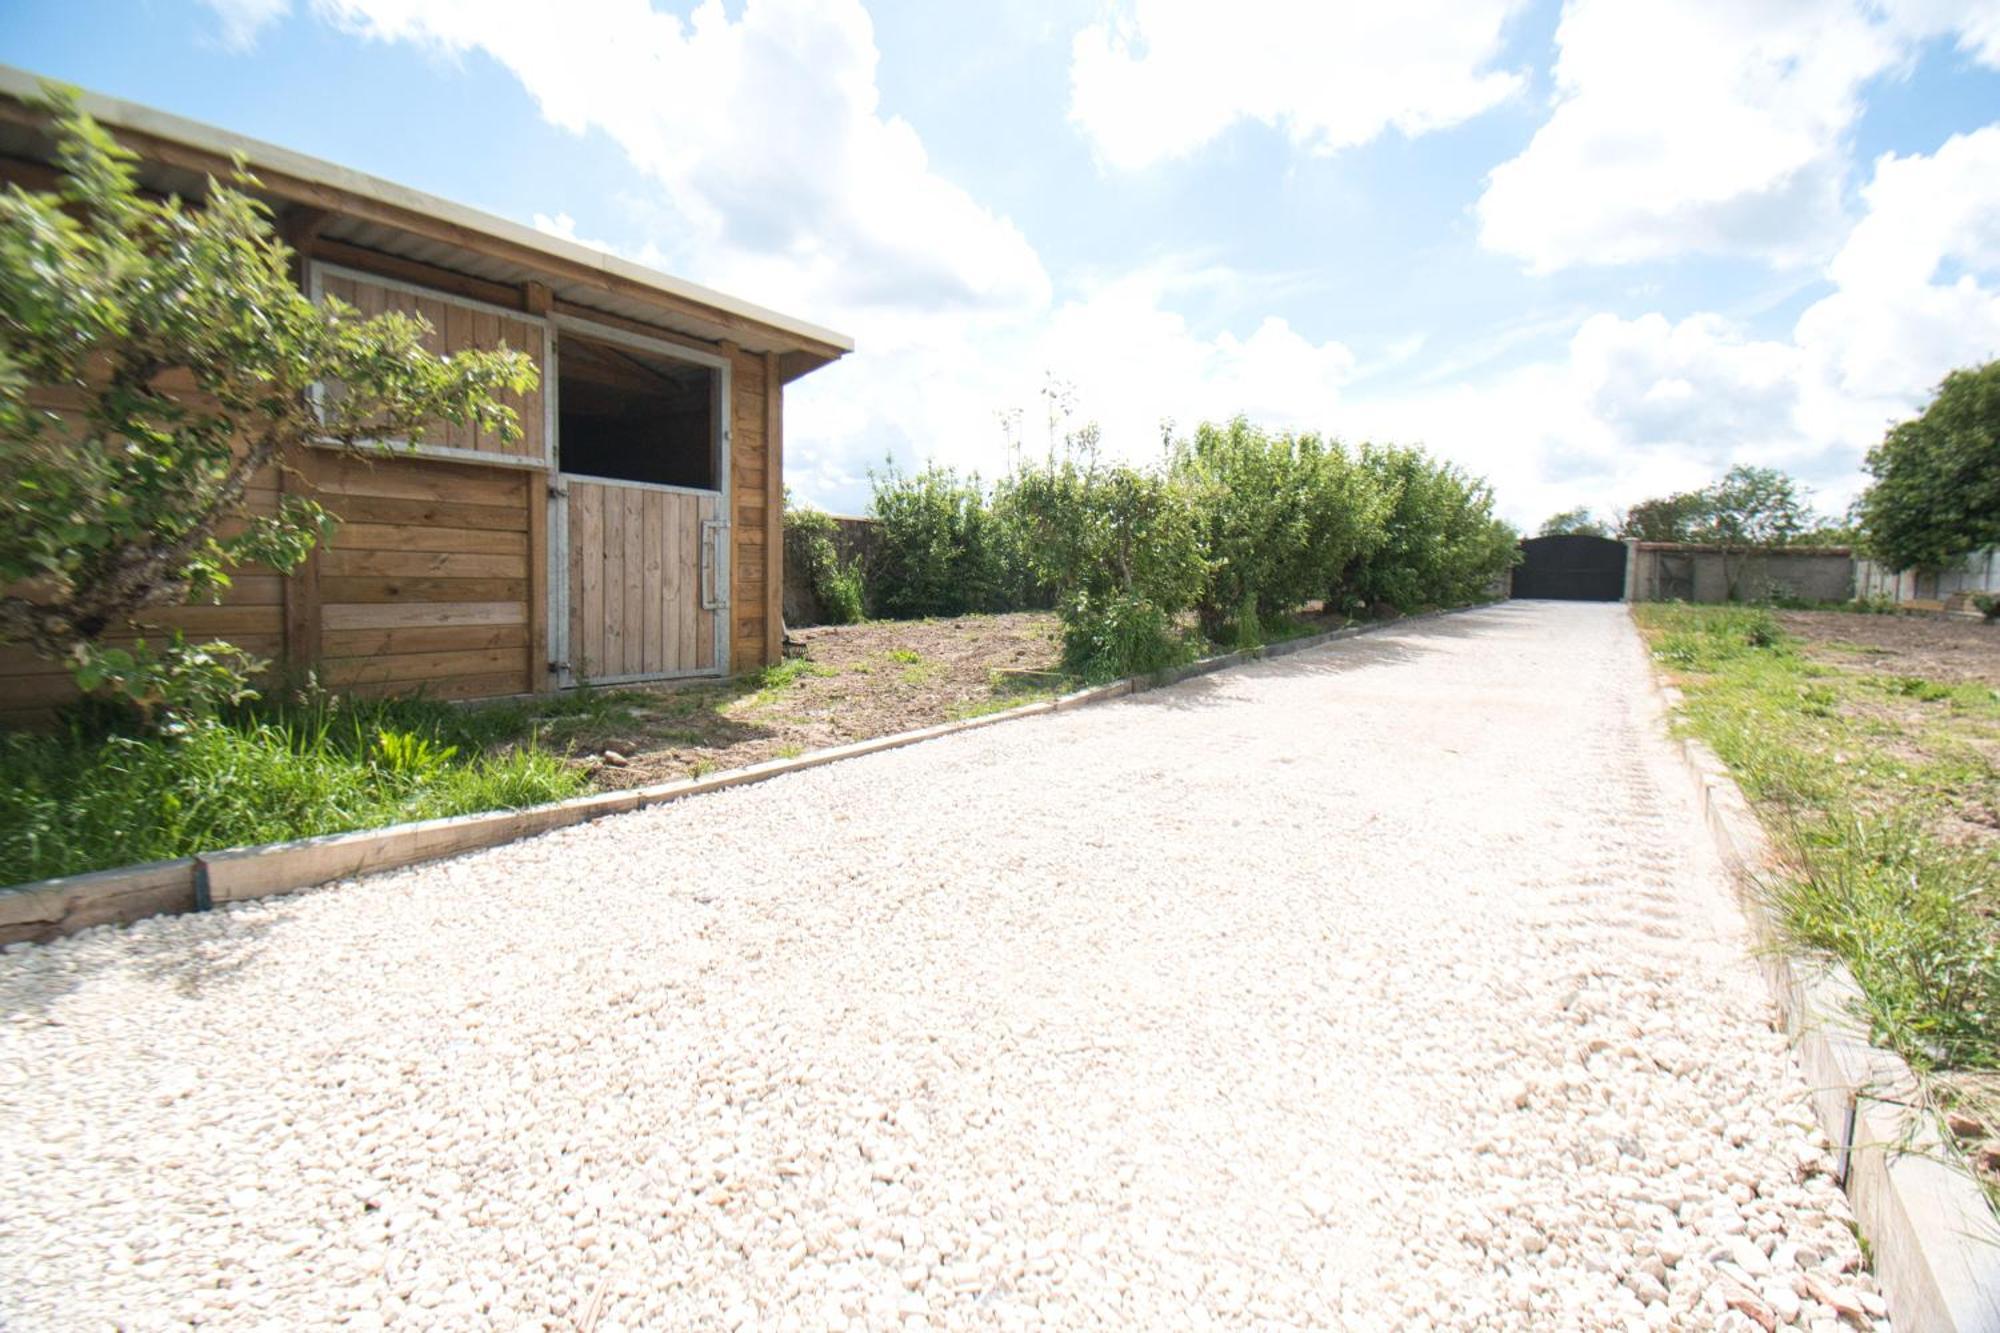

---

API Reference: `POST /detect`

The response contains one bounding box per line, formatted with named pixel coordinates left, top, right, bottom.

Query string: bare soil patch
left=1778, top=609, right=2000, bottom=686
left=559, top=612, right=1063, bottom=788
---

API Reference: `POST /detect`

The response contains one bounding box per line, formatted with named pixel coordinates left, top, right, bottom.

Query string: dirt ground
left=560, top=612, right=1064, bottom=788
left=1778, top=608, right=2000, bottom=685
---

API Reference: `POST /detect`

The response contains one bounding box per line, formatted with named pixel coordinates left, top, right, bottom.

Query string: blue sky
left=5, top=0, right=1999, bottom=526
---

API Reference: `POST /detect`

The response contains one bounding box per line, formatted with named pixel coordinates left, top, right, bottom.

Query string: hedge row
left=789, top=419, right=1520, bottom=681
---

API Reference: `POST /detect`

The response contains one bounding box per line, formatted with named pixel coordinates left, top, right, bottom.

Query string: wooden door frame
left=546, top=313, right=731, bottom=688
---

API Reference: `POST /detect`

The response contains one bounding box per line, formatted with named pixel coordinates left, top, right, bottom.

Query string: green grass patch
left=737, top=658, right=834, bottom=709
left=1633, top=603, right=2000, bottom=1077
left=0, top=688, right=607, bottom=886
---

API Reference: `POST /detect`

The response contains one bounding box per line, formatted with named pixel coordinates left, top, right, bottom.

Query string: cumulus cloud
left=200, top=0, right=291, bottom=50
left=1068, top=0, right=1528, bottom=170
left=1384, top=124, right=2000, bottom=525
left=783, top=260, right=1361, bottom=509
left=314, top=0, right=1049, bottom=320
left=1798, top=126, right=2000, bottom=405
left=1477, top=0, right=2000, bottom=273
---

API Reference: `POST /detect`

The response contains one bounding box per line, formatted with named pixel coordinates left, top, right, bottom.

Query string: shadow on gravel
left=1121, top=605, right=1529, bottom=714
left=2, top=902, right=289, bottom=1020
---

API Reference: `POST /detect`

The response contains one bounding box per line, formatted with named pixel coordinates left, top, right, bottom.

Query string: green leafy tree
left=0, top=87, right=536, bottom=721
left=1617, top=492, right=1709, bottom=543
left=1858, top=360, right=2000, bottom=571
left=1169, top=419, right=1312, bottom=643
left=1687, top=465, right=1817, bottom=600
left=1538, top=506, right=1610, bottom=538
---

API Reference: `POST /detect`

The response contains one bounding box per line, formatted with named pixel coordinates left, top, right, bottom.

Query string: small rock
left=1801, top=1274, right=1866, bottom=1323
left=1718, top=1279, right=1778, bottom=1332
left=1943, top=1109, right=1984, bottom=1140
left=1762, top=1284, right=1802, bottom=1323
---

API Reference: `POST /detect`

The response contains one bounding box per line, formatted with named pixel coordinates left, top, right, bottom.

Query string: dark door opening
left=1513, top=534, right=1627, bottom=601
left=557, top=332, right=719, bottom=490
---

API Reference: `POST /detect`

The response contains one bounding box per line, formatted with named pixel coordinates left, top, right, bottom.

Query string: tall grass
left=0, top=689, right=606, bottom=886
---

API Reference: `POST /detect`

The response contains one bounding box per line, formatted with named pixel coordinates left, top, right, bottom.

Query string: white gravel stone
left=0, top=604, right=1893, bottom=1328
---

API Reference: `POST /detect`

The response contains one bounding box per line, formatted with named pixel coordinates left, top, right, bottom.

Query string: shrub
left=1060, top=592, right=1192, bottom=683
left=1333, top=444, right=1517, bottom=613
left=868, top=463, right=1015, bottom=617
left=1007, top=439, right=1205, bottom=680
left=1170, top=419, right=1327, bottom=641
left=783, top=503, right=866, bottom=626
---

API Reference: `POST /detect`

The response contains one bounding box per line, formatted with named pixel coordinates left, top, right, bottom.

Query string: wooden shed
left=0, top=68, right=851, bottom=719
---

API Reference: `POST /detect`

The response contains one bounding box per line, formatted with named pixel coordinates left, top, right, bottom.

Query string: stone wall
left=1626, top=543, right=1855, bottom=604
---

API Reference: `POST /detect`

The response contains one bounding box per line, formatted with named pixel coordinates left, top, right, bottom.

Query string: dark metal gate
left=1513, top=535, right=1627, bottom=601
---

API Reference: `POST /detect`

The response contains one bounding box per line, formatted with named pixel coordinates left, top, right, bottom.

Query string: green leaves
left=1859, top=360, right=2000, bottom=572
left=0, top=84, right=536, bottom=725
left=1538, top=506, right=1610, bottom=538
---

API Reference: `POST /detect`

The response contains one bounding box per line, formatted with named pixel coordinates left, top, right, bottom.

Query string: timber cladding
left=307, top=451, right=536, bottom=700
left=729, top=349, right=771, bottom=669
left=0, top=389, right=288, bottom=728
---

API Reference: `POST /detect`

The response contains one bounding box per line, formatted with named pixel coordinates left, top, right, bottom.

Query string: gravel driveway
left=0, top=602, right=1890, bottom=1331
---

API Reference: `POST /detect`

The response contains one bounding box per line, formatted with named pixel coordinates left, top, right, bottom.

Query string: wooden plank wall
left=0, top=388, right=287, bottom=728
left=728, top=350, right=773, bottom=671
left=319, top=270, right=546, bottom=463
left=310, top=452, right=535, bottom=699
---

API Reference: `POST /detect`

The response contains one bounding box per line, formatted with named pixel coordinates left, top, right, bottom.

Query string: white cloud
left=200, top=0, right=291, bottom=50
left=1796, top=125, right=2000, bottom=411
left=314, top=0, right=1049, bottom=320
left=1068, top=0, right=1528, bottom=170
left=1477, top=0, right=2000, bottom=273
left=1385, top=124, right=2000, bottom=526
left=782, top=260, right=1361, bottom=509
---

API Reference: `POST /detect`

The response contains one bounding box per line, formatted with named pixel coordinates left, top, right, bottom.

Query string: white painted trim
left=552, top=313, right=733, bottom=371
left=314, top=260, right=548, bottom=327
left=559, top=474, right=721, bottom=500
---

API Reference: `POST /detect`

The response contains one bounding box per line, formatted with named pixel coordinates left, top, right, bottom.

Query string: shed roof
left=0, top=66, right=853, bottom=379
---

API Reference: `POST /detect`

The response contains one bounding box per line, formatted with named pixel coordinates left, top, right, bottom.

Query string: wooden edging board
left=1647, top=663, right=2000, bottom=1333
left=0, top=603, right=1483, bottom=948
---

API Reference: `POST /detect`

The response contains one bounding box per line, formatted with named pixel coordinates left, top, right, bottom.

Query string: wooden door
left=561, top=479, right=720, bottom=683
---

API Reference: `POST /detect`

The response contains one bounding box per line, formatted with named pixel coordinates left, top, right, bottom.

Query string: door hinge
left=548, top=481, right=568, bottom=499
left=549, top=660, right=570, bottom=674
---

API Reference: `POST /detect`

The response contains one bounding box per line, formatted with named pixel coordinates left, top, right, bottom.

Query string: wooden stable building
left=0, top=68, right=850, bottom=718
